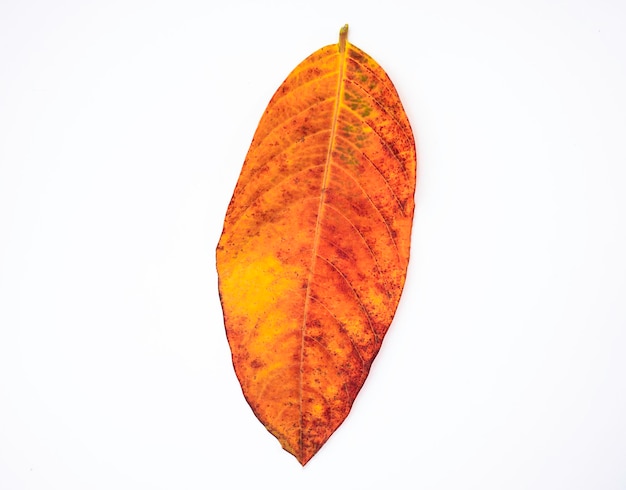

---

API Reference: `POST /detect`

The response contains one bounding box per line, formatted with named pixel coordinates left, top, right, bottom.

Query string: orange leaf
left=216, top=25, right=417, bottom=465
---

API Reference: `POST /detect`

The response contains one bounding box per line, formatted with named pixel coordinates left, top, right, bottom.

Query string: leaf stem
left=339, top=24, right=349, bottom=53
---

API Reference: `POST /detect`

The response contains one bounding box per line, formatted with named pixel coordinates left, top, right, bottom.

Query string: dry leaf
left=216, top=25, right=417, bottom=465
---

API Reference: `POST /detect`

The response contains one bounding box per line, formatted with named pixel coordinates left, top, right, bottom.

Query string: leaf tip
left=339, top=24, right=349, bottom=53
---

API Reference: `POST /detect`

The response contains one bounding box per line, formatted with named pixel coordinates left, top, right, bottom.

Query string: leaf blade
left=217, top=26, right=416, bottom=465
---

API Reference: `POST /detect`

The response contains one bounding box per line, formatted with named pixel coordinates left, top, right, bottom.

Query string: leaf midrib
left=297, top=38, right=348, bottom=461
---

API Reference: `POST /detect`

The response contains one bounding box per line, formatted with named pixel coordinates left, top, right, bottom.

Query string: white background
left=1, top=0, right=626, bottom=488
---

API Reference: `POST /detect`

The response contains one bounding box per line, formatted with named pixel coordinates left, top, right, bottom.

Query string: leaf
left=216, top=25, right=417, bottom=465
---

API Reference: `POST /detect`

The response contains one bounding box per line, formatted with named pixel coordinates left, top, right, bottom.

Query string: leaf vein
left=334, top=134, right=406, bottom=216
left=329, top=163, right=401, bottom=261
left=339, top=104, right=409, bottom=181
left=321, top=202, right=384, bottom=277
left=226, top=163, right=327, bottom=231
left=268, top=67, right=338, bottom=106
left=309, top=295, right=367, bottom=369
left=315, top=253, right=379, bottom=344
left=345, top=55, right=415, bottom=152
left=250, top=95, right=336, bottom=152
